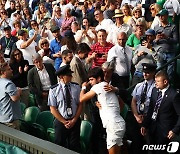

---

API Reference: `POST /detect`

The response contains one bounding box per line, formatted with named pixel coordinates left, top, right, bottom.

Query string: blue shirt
left=50, top=39, right=62, bottom=70
left=0, top=78, right=21, bottom=123
left=48, top=81, right=81, bottom=119
left=132, top=79, right=155, bottom=114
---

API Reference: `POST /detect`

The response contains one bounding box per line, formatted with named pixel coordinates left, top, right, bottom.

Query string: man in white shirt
left=107, top=32, right=133, bottom=88
left=107, top=9, right=132, bottom=45
left=94, top=9, right=114, bottom=33
left=80, top=67, right=125, bottom=154
left=16, top=30, right=38, bottom=66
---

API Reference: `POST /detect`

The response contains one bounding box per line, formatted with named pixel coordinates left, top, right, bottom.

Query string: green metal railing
left=0, top=124, right=78, bottom=154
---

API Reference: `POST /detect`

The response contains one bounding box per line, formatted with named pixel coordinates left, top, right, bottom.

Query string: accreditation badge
left=67, top=107, right=73, bottom=117
left=4, top=48, right=10, bottom=56
left=151, top=111, right=158, bottom=121
left=139, top=103, right=145, bottom=112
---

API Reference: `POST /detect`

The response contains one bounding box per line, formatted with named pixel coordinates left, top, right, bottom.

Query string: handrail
left=127, top=53, right=180, bottom=92
left=0, top=124, right=78, bottom=154
left=156, top=54, right=180, bottom=72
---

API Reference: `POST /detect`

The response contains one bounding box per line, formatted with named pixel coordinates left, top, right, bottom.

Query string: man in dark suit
left=27, top=53, right=57, bottom=111
left=141, top=70, right=180, bottom=154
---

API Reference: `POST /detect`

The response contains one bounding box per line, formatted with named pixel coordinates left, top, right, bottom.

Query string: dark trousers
left=91, top=111, right=108, bottom=154
left=54, top=118, right=81, bottom=153
left=149, top=129, right=171, bottom=154
left=126, top=111, right=147, bottom=154
left=119, top=75, right=130, bottom=89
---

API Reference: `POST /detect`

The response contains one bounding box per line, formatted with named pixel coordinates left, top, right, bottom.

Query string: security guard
left=128, top=63, right=157, bottom=154
left=48, top=64, right=82, bottom=152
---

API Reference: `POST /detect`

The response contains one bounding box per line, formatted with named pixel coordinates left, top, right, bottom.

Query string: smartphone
left=143, top=52, right=148, bottom=55
left=140, top=35, right=147, bottom=45
left=17, top=11, right=21, bottom=15
left=78, top=2, right=84, bottom=5
left=157, top=30, right=163, bottom=34
left=82, top=25, right=86, bottom=30
left=97, top=53, right=103, bottom=58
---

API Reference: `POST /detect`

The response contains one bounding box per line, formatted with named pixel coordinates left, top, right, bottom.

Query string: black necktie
left=65, top=84, right=71, bottom=108
left=123, top=48, right=129, bottom=73
left=141, top=82, right=148, bottom=104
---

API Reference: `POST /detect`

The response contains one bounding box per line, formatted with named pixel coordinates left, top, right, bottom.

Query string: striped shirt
left=90, top=42, right=114, bottom=68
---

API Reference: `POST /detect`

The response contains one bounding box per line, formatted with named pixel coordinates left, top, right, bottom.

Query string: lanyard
left=140, top=80, right=154, bottom=99
left=5, top=37, right=12, bottom=48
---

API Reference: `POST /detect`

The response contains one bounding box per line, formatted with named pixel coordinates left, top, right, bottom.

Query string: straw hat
left=113, top=9, right=124, bottom=18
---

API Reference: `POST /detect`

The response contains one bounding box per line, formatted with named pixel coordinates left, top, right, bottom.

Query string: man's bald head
left=117, top=32, right=127, bottom=47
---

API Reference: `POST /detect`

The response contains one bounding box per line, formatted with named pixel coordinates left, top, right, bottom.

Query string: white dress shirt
left=107, top=44, right=133, bottom=76
left=95, top=19, right=114, bottom=33
left=37, top=66, right=51, bottom=91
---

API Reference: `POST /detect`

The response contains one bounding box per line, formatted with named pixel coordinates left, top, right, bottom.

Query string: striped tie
left=154, top=91, right=162, bottom=112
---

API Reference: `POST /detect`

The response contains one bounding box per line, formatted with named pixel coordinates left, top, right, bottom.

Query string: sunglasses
left=41, top=42, right=48, bottom=46
left=94, top=13, right=100, bottom=16
left=136, top=25, right=143, bottom=27
left=31, top=23, right=37, bottom=26
left=56, top=10, right=61, bottom=12
left=16, top=6, right=20, bottom=7
left=14, top=53, right=20, bottom=56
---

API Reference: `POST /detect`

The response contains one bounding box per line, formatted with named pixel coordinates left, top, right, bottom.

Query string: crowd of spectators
left=0, top=0, right=180, bottom=153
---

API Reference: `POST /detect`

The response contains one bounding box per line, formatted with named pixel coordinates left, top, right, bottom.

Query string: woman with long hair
left=9, top=48, right=29, bottom=106
left=150, top=3, right=162, bottom=29
left=0, top=9, right=10, bottom=31
left=61, top=30, right=77, bottom=54
left=22, top=6, right=32, bottom=29
left=33, top=3, right=51, bottom=26
left=122, top=4, right=132, bottom=24
left=75, top=18, right=96, bottom=46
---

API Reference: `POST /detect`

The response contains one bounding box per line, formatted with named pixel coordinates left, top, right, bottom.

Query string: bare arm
left=20, top=32, right=37, bottom=49
left=131, top=97, right=143, bottom=123
left=41, top=26, right=48, bottom=38
left=10, top=88, right=22, bottom=102
left=80, top=88, right=96, bottom=103
left=50, top=106, right=68, bottom=125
